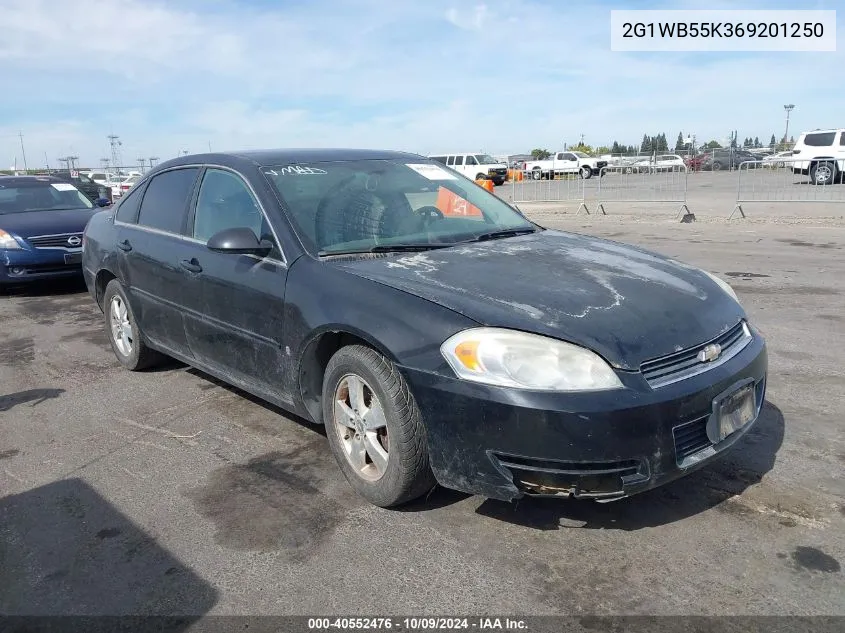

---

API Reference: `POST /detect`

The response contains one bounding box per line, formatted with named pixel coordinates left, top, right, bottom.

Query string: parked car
left=627, top=154, right=686, bottom=174
left=761, top=151, right=795, bottom=168
left=523, top=151, right=608, bottom=180
left=0, top=176, right=109, bottom=286
left=114, top=174, right=141, bottom=198
left=790, top=128, right=845, bottom=185
left=699, top=149, right=758, bottom=171
left=428, top=153, right=508, bottom=185
left=46, top=170, right=112, bottom=204
left=684, top=154, right=707, bottom=171
left=82, top=149, right=767, bottom=508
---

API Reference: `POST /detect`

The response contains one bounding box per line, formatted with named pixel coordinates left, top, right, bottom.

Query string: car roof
left=156, top=148, right=423, bottom=171
left=0, top=175, right=65, bottom=186
left=799, top=128, right=844, bottom=134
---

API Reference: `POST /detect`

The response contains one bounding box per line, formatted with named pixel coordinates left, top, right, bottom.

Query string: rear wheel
left=103, top=279, right=164, bottom=371
left=322, top=345, right=436, bottom=507
left=531, top=169, right=542, bottom=180
left=810, top=161, right=836, bottom=186
left=580, top=166, right=592, bottom=179
left=712, top=161, right=723, bottom=171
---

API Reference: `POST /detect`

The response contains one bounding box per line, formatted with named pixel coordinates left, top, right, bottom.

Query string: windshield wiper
left=319, top=243, right=454, bottom=257
left=464, top=227, right=539, bottom=243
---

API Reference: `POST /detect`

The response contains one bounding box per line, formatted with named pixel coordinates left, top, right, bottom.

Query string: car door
left=178, top=167, right=292, bottom=403
left=113, top=166, right=200, bottom=357
left=837, top=131, right=845, bottom=172
left=560, top=153, right=577, bottom=173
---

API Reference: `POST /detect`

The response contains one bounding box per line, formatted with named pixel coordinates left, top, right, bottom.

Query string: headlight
left=440, top=328, right=623, bottom=391
left=0, top=229, right=21, bottom=249
left=702, top=270, right=740, bottom=304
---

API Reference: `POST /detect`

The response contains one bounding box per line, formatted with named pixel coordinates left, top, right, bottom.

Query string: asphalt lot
left=1, top=173, right=844, bottom=617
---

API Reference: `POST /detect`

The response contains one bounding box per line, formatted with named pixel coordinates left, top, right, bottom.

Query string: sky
left=0, top=0, right=842, bottom=168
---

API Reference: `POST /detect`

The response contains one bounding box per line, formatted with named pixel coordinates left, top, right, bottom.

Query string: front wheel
left=322, top=345, right=436, bottom=507
left=531, top=169, right=542, bottom=180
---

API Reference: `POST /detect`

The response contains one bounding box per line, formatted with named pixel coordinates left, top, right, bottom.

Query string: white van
left=790, top=128, right=845, bottom=185
left=428, top=153, right=508, bottom=186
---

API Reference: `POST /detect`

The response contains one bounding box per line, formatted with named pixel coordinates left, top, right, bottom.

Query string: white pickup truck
left=523, top=151, right=608, bottom=180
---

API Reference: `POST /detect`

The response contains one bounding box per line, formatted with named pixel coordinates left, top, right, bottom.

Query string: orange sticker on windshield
left=435, top=187, right=483, bottom=217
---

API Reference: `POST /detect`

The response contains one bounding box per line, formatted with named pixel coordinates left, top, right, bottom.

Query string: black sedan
left=82, top=149, right=768, bottom=507
left=1, top=176, right=109, bottom=286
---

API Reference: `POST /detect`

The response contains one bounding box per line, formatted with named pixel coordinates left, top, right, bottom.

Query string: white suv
left=791, top=128, right=845, bottom=185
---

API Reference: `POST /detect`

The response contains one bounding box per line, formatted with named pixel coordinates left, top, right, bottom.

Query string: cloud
left=0, top=0, right=842, bottom=166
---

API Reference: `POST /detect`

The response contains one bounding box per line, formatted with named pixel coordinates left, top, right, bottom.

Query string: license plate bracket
left=707, top=379, right=757, bottom=444
left=64, top=252, right=82, bottom=265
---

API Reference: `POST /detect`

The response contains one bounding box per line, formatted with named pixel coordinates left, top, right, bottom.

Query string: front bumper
left=401, top=332, right=768, bottom=502
left=1, top=248, right=84, bottom=285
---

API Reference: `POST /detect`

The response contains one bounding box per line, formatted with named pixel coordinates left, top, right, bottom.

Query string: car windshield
left=0, top=181, right=93, bottom=214
left=474, top=154, right=499, bottom=165
left=262, top=159, right=537, bottom=256
left=572, top=151, right=589, bottom=158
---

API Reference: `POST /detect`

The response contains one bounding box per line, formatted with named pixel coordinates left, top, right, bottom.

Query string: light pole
left=783, top=104, right=795, bottom=146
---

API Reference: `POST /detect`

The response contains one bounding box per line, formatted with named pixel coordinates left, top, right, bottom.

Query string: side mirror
left=95, top=197, right=111, bottom=207
left=206, top=227, right=272, bottom=256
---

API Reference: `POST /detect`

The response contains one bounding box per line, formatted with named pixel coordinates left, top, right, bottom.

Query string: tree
left=675, top=132, right=685, bottom=151
left=754, top=136, right=761, bottom=148
left=595, top=146, right=611, bottom=155
left=704, top=140, right=722, bottom=149
left=611, top=141, right=621, bottom=153
left=770, top=134, right=777, bottom=147
left=570, top=143, right=594, bottom=155
left=530, top=148, right=551, bottom=160
left=641, top=134, right=652, bottom=153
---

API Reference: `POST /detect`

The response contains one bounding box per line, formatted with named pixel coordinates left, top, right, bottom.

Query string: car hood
left=0, top=207, right=97, bottom=239
left=332, top=230, right=745, bottom=370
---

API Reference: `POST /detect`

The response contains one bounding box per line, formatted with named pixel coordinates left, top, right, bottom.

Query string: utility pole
left=44, top=152, right=50, bottom=171
left=783, top=104, right=795, bottom=146
left=100, top=158, right=110, bottom=173
left=149, top=156, right=159, bottom=168
left=108, top=134, right=123, bottom=172
left=137, top=157, right=145, bottom=173
left=18, top=131, right=28, bottom=172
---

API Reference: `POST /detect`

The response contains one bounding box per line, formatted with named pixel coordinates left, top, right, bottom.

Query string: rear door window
left=804, top=132, right=836, bottom=147
left=136, top=168, right=199, bottom=234
left=453, top=156, right=465, bottom=166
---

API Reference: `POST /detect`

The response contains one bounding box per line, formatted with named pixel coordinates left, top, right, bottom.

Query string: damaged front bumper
left=401, top=333, right=767, bottom=503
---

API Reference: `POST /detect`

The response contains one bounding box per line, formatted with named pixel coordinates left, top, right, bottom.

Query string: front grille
left=27, top=233, right=83, bottom=249
left=672, top=416, right=711, bottom=462
left=641, top=321, right=751, bottom=389
left=492, top=452, right=648, bottom=498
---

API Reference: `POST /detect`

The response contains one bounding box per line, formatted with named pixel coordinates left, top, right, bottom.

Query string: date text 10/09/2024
left=307, top=617, right=528, bottom=630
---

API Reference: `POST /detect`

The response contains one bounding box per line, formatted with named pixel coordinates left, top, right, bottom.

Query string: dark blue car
left=0, top=176, right=109, bottom=287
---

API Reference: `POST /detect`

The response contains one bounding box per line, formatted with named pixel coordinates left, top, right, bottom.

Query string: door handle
left=117, top=239, right=132, bottom=252
left=179, top=258, right=202, bottom=274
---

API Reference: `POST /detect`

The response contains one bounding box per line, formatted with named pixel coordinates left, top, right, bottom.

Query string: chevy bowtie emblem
left=697, top=343, right=722, bottom=363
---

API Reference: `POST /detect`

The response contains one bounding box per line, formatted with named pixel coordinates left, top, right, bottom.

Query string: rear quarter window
left=115, top=183, right=145, bottom=223
left=136, top=168, right=200, bottom=234
left=803, top=132, right=836, bottom=147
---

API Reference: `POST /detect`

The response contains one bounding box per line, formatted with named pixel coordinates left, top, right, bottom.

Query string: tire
left=579, top=166, right=592, bottom=179
left=712, top=161, right=723, bottom=171
left=810, top=161, right=836, bottom=186
left=475, top=173, right=487, bottom=182
left=103, top=279, right=164, bottom=371
left=322, top=345, right=436, bottom=507
left=531, top=169, right=542, bottom=180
